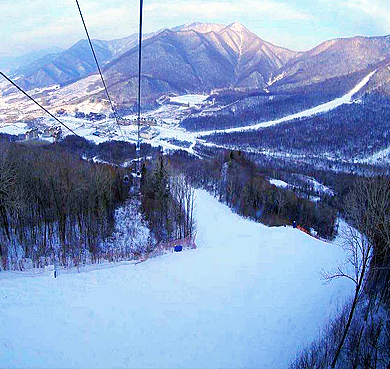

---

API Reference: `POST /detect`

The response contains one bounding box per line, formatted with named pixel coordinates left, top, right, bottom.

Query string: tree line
left=0, top=140, right=132, bottom=270
left=168, top=150, right=337, bottom=239
left=0, top=137, right=197, bottom=270
left=140, top=155, right=195, bottom=244
left=56, top=135, right=161, bottom=165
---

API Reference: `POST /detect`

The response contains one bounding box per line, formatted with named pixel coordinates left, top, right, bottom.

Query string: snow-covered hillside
left=198, top=70, right=377, bottom=136
left=1, top=190, right=353, bottom=368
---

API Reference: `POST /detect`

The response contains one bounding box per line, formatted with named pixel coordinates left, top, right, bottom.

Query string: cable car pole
left=136, top=0, right=144, bottom=178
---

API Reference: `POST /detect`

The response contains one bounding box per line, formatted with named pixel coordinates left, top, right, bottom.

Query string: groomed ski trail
left=0, top=190, right=354, bottom=368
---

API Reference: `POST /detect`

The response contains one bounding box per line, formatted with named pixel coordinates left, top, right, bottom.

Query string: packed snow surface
left=269, top=179, right=289, bottom=188
left=359, top=145, right=390, bottom=164
left=1, top=191, right=353, bottom=368
left=169, top=94, right=209, bottom=106
left=0, top=123, right=27, bottom=135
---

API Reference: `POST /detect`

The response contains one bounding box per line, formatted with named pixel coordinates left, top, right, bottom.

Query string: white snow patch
left=270, top=178, right=331, bottom=202
left=302, top=176, right=335, bottom=196
left=358, top=145, right=390, bottom=164
left=0, top=123, right=27, bottom=135
left=269, top=178, right=289, bottom=188
left=268, top=71, right=286, bottom=86
left=170, top=94, right=209, bottom=106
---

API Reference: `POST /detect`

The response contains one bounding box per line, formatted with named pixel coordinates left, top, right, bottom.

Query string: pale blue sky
left=1, top=0, right=389, bottom=58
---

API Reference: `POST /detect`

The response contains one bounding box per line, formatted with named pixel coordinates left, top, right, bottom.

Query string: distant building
left=141, top=118, right=158, bottom=126
left=129, top=118, right=158, bottom=126
left=43, top=126, right=62, bottom=141
left=117, top=118, right=132, bottom=126
left=74, top=111, right=106, bottom=121
left=43, top=127, right=51, bottom=137
left=4, top=115, right=18, bottom=124
left=25, top=128, right=39, bottom=141
left=86, top=112, right=106, bottom=121
left=75, top=111, right=86, bottom=119
left=139, top=126, right=159, bottom=140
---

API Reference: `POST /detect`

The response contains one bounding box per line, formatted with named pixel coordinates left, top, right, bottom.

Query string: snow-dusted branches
left=324, top=180, right=378, bottom=368
left=323, top=226, right=372, bottom=286
left=107, top=200, right=151, bottom=258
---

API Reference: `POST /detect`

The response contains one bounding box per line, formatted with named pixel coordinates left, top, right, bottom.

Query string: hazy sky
left=1, top=0, right=390, bottom=58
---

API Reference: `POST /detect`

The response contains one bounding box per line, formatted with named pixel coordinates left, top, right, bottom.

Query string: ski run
left=1, top=189, right=354, bottom=368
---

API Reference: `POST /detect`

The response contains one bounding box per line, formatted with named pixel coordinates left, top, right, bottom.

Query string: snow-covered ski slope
left=1, top=190, right=353, bottom=368
left=197, top=70, right=377, bottom=136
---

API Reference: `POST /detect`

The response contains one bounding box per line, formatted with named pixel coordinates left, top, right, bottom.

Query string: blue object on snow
left=174, top=245, right=183, bottom=252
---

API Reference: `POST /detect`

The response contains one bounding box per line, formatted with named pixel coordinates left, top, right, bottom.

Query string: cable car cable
left=0, top=70, right=80, bottom=137
left=136, top=0, right=144, bottom=177
left=75, top=0, right=123, bottom=136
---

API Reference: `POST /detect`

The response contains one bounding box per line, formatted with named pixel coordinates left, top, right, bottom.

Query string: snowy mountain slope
left=197, top=70, right=377, bottom=137
left=4, top=33, right=159, bottom=93
left=99, top=22, right=297, bottom=106
left=269, top=35, right=390, bottom=93
left=0, top=190, right=353, bottom=368
left=0, top=47, right=63, bottom=75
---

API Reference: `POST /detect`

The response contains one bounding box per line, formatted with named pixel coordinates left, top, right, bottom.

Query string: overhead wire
left=0, top=70, right=80, bottom=137
left=136, top=0, right=144, bottom=176
left=1, top=2, right=142, bottom=152
left=75, top=0, right=123, bottom=136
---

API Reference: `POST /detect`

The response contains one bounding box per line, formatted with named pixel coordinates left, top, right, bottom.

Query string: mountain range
left=2, top=22, right=390, bottom=107
left=0, top=46, right=63, bottom=75
left=7, top=31, right=158, bottom=91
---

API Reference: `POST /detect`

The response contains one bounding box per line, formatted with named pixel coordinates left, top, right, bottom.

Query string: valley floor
left=0, top=190, right=353, bottom=368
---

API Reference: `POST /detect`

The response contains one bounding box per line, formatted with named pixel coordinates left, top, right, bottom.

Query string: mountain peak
left=174, top=22, right=226, bottom=34
left=226, top=22, right=248, bottom=33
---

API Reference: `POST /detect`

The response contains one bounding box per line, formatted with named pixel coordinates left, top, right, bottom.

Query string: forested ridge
left=202, top=94, right=390, bottom=162
left=181, top=70, right=367, bottom=132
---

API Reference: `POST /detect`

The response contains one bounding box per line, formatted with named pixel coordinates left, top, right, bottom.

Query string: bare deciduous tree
left=323, top=225, right=372, bottom=368
left=322, top=176, right=390, bottom=368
